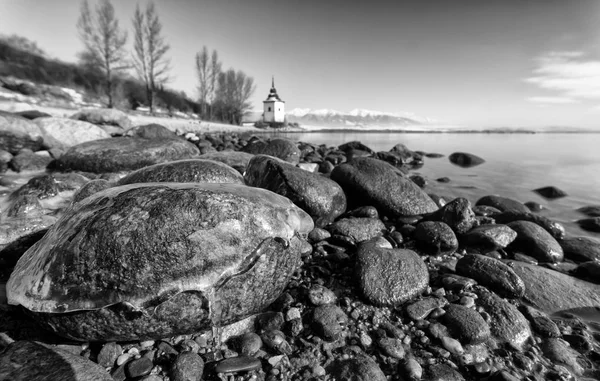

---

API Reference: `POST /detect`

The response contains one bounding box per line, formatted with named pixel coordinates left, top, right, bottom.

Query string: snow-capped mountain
left=286, top=108, right=435, bottom=127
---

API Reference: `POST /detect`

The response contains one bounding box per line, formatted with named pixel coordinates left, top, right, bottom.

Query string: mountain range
left=284, top=108, right=436, bottom=127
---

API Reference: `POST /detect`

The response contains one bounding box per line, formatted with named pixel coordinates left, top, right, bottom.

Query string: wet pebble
left=443, top=304, right=491, bottom=345
left=312, top=305, right=348, bottom=341
left=214, top=356, right=261, bottom=373
left=406, top=297, right=448, bottom=320
left=308, top=284, right=337, bottom=306
left=97, top=342, right=122, bottom=368
left=171, top=352, right=204, bottom=381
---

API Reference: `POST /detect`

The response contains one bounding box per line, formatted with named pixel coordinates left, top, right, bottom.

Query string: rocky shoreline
left=1, top=108, right=600, bottom=381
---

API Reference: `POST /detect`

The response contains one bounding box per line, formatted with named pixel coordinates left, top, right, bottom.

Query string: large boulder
left=331, top=157, right=438, bottom=217
left=7, top=183, right=313, bottom=341
left=356, top=239, right=429, bottom=307
left=199, top=151, right=254, bottom=174
left=0, top=340, right=112, bottom=381
left=53, top=137, right=200, bottom=173
left=245, top=155, right=347, bottom=227
left=34, top=117, right=110, bottom=149
left=70, top=108, right=132, bottom=134
left=241, top=138, right=301, bottom=164
left=0, top=111, right=45, bottom=154
left=511, top=261, right=600, bottom=313
left=117, top=159, right=244, bottom=186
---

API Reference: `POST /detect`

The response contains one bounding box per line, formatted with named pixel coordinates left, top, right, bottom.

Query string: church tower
left=263, top=77, right=285, bottom=124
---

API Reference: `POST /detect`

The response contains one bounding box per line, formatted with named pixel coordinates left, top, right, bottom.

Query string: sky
left=2, top=0, right=600, bottom=128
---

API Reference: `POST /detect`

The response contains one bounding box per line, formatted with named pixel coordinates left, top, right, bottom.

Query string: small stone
left=261, top=330, right=292, bottom=354
left=455, top=254, right=525, bottom=298
left=116, top=353, right=132, bottom=366
left=308, top=227, right=331, bottom=242
left=405, top=297, right=448, bottom=320
left=97, top=342, right=122, bottom=368
left=443, top=304, right=491, bottom=345
left=285, top=307, right=301, bottom=321
left=449, top=152, right=484, bottom=168
left=171, top=351, right=204, bottom=381
left=308, top=284, right=337, bottom=306
left=460, top=296, right=475, bottom=308
left=256, top=312, right=285, bottom=332
left=425, top=363, right=466, bottom=380
left=140, top=340, right=155, bottom=349
left=519, top=306, right=560, bottom=338
left=236, top=332, right=262, bottom=356
left=359, top=331, right=373, bottom=347
left=441, top=336, right=464, bottom=356
left=414, top=221, right=458, bottom=255
left=377, top=337, right=405, bottom=359
left=312, top=305, right=348, bottom=341
left=214, top=356, right=261, bottom=373
left=402, top=356, right=422, bottom=380
left=125, top=357, right=153, bottom=378
left=534, top=186, right=567, bottom=200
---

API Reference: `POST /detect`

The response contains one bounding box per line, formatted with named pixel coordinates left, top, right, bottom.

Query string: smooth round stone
left=577, top=217, right=600, bottom=233
left=171, top=351, right=204, bottom=381
left=346, top=206, right=379, bottom=219
left=214, top=356, right=261, bottom=373
left=97, top=342, right=122, bottom=368
left=525, top=201, right=544, bottom=212
left=493, top=211, right=565, bottom=240
left=477, top=289, right=531, bottom=350
left=376, top=337, right=405, bottom=359
left=308, top=228, right=331, bottom=243
left=328, top=217, right=386, bottom=244
left=329, top=353, right=387, bottom=381
left=462, top=224, right=517, bottom=252
left=472, top=205, right=501, bottom=217
left=541, top=338, right=584, bottom=376
left=534, top=186, right=567, bottom=200
left=560, top=236, right=600, bottom=263
left=241, top=138, right=300, bottom=164
left=519, top=305, right=560, bottom=338
left=448, top=152, right=484, bottom=168
left=125, top=357, right=153, bottom=378
left=577, top=205, right=600, bottom=217
left=357, top=239, right=429, bottom=307
left=443, top=304, right=491, bottom=345
left=507, top=220, right=564, bottom=263
left=236, top=332, right=262, bottom=356
left=405, top=297, right=448, bottom=320
left=574, top=261, right=600, bottom=284
left=476, top=195, right=529, bottom=213
left=414, top=221, right=458, bottom=256
left=455, top=254, right=525, bottom=298
left=424, top=363, right=466, bottom=381
left=425, top=197, right=476, bottom=234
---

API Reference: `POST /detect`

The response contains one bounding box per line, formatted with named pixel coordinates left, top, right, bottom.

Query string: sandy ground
left=0, top=99, right=263, bottom=134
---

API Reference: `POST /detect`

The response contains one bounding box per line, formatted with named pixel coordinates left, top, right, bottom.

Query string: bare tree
left=77, top=0, right=128, bottom=108
left=214, top=69, right=256, bottom=125
left=132, top=1, right=170, bottom=114
left=195, top=46, right=222, bottom=120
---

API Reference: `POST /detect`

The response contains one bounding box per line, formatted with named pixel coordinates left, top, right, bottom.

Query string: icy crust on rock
left=7, top=182, right=314, bottom=313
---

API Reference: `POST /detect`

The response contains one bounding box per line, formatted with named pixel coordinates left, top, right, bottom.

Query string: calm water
left=269, top=131, right=600, bottom=239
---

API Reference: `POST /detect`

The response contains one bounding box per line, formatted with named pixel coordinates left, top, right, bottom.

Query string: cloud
left=526, top=96, right=580, bottom=104
left=525, top=51, right=600, bottom=101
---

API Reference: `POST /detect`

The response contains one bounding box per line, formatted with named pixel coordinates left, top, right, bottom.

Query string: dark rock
left=477, top=289, right=531, bottom=350
left=449, top=152, right=485, bottom=168
left=424, top=197, right=476, bottom=234
left=10, top=149, right=52, bottom=172
left=443, top=304, right=491, bottom=344
left=506, top=220, right=564, bottom=262
left=424, top=363, right=466, bottom=381
left=519, top=305, right=560, bottom=338
left=560, top=236, right=600, bottom=263
left=10, top=174, right=58, bottom=200
left=119, top=159, right=243, bottom=186
left=456, top=254, right=525, bottom=298
left=410, top=174, right=427, bottom=188
left=0, top=340, right=112, bottom=380
left=125, top=356, right=153, bottom=378
left=511, top=261, right=600, bottom=313
left=0, top=111, right=45, bottom=155
left=574, top=261, right=600, bottom=284
left=338, top=141, right=374, bottom=154
left=15, top=110, right=51, bottom=120
left=524, top=201, right=544, bottom=212
left=256, top=312, right=285, bottom=332
left=126, top=124, right=178, bottom=139
left=426, top=153, right=444, bottom=158
left=71, top=179, right=111, bottom=204
left=214, top=356, right=260, bottom=373
left=0, top=149, right=12, bottom=172
left=357, top=239, right=429, bottom=306
left=319, top=160, right=335, bottom=174
left=97, top=342, right=122, bottom=368
left=375, top=151, right=405, bottom=166
left=198, top=151, right=254, bottom=174
left=390, top=143, right=416, bottom=161
left=329, top=353, right=387, bottom=381
left=414, top=221, right=458, bottom=255
left=405, top=297, right=447, bottom=320
left=54, top=137, right=200, bottom=173
left=327, top=217, right=385, bottom=244
left=346, top=206, right=379, bottom=219
left=376, top=337, right=405, bottom=359
left=7, top=183, right=313, bottom=341
left=577, top=217, right=600, bottom=233
left=6, top=194, right=43, bottom=218
left=245, top=155, right=347, bottom=227
left=171, top=351, right=204, bottom=381
left=492, top=211, right=565, bottom=240
left=308, top=227, right=331, bottom=242
left=436, top=177, right=450, bottom=183
left=533, top=186, right=567, bottom=200
left=428, top=194, right=447, bottom=208
left=461, top=224, right=517, bottom=252
left=0, top=228, right=48, bottom=268
left=476, top=195, right=529, bottom=213
left=577, top=205, right=600, bottom=217
left=331, top=157, right=438, bottom=217
left=241, top=138, right=301, bottom=164
left=312, top=305, right=348, bottom=341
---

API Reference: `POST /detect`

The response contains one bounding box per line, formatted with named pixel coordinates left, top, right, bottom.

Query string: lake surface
left=269, top=131, right=600, bottom=239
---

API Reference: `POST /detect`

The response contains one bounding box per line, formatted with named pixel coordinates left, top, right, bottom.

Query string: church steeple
left=265, top=75, right=283, bottom=102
